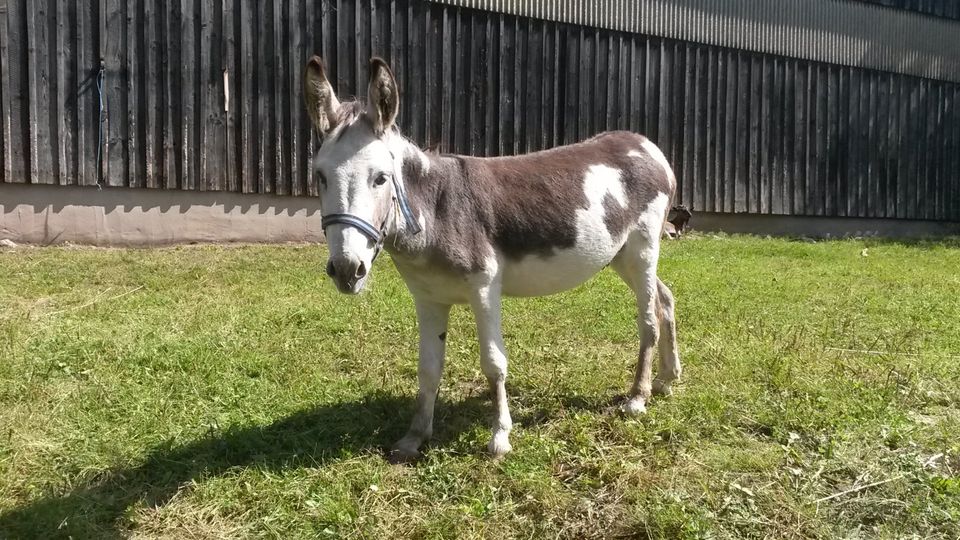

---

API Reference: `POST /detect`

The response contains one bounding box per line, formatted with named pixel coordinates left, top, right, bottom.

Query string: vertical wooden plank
left=748, top=55, right=761, bottom=214
left=876, top=74, right=890, bottom=218
left=0, top=0, right=8, bottom=183
left=356, top=0, right=370, bottom=95
left=578, top=28, right=593, bottom=141
left=4, top=0, right=30, bottom=184
left=201, top=0, right=225, bottom=192
left=497, top=15, right=513, bottom=155
left=104, top=0, right=127, bottom=187
left=670, top=42, right=685, bottom=185
left=273, top=0, right=289, bottom=195
left=563, top=26, right=579, bottom=145
left=887, top=74, right=900, bottom=219
left=604, top=33, right=618, bottom=133
left=336, top=0, right=355, bottom=97
left=949, top=87, right=960, bottom=221
left=735, top=52, right=749, bottom=213
left=836, top=68, right=849, bottom=217
left=724, top=49, right=738, bottom=213
left=126, top=0, right=144, bottom=188
left=443, top=7, right=457, bottom=153
left=55, top=0, right=76, bottom=185
left=771, top=57, right=784, bottom=215
left=784, top=60, right=797, bottom=215
left=539, top=22, right=554, bottom=150
left=467, top=10, right=483, bottom=154
left=826, top=66, right=840, bottom=217
left=165, top=0, right=183, bottom=189
left=550, top=25, right=561, bottom=148
left=408, top=0, right=424, bottom=146
left=898, top=77, right=913, bottom=219
left=680, top=45, right=695, bottom=208
left=453, top=8, right=468, bottom=153
left=858, top=72, right=871, bottom=218
left=703, top=47, right=716, bottom=212
left=933, top=84, right=945, bottom=220
left=282, top=0, right=304, bottom=197
left=616, top=35, right=629, bottom=132
left=144, top=0, right=163, bottom=189
left=525, top=18, right=541, bottom=153
left=257, top=0, right=274, bottom=192
left=30, top=0, right=56, bottom=184
left=76, top=2, right=103, bottom=186
left=427, top=2, right=441, bottom=150
left=645, top=38, right=659, bottom=144
left=923, top=83, right=938, bottom=220
left=183, top=0, right=202, bottom=191
left=759, top=56, right=772, bottom=214
left=513, top=15, right=526, bottom=154
left=630, top=36, right=643, bottom=135
left=866, top=73, right=879, bottom=217
left=795, top=61, right=809, bottom=216
left=713, top=48, right=727, bottom=213
left=240, top=0, right=257, bottom=193
left=483, top=13, right=499, bottom=154
left=223, top=0, right=239, bottom=192
left=793, top=61, right=807, bottom=216
left=815, top=66, right=828, bottom=216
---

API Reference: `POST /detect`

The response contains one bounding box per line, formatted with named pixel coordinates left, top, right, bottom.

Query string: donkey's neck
left=382, top=137, right=456, bottom=259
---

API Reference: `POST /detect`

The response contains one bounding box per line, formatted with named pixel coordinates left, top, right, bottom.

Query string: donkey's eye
left=318, top=172, right=327, bottom=188
left=374, top=173, right=389, bottom=187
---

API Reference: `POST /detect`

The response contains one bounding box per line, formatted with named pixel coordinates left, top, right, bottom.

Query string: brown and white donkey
left=304, top=57, right=681, bottom=461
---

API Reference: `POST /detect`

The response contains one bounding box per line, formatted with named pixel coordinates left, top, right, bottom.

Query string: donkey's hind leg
left=652, top=279, right=681, bottom=397
left=611, top=230, right=662, bottom=416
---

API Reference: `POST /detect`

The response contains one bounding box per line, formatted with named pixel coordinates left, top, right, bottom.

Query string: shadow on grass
left=0, top=392, right=495, bottom=539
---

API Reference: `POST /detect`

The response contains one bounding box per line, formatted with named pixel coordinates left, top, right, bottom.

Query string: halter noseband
left=320, top=156, right=421, bottom=261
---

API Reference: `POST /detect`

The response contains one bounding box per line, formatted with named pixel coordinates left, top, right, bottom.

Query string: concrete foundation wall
left=1, top=184, right=957, bottom=247
left=0, top=184, right=324, bottom=246
left=691, top=212, right=960, bottom=238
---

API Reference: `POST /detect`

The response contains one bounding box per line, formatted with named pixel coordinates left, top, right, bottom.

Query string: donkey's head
left=304, top=56, right=417, bottom=294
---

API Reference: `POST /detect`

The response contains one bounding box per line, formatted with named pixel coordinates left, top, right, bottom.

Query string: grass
left=0, top=234, right=958, bottom=539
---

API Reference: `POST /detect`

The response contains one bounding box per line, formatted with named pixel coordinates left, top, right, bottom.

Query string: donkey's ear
left=304, top=56, right=341, bottom=137
left=366, top=57, right=399, bottom=136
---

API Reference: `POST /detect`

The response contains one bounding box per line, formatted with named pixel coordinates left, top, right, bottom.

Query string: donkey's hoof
left=621, top=397, right=647, bottom=417
left=488, top=433, right=513, bottom=458
left=387, top=440, right=423, bottom=464
left=652, top=379, right=673, bottom=397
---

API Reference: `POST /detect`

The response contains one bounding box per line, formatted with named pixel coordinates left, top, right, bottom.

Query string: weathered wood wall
left=0, top=0, right=958, bottom=221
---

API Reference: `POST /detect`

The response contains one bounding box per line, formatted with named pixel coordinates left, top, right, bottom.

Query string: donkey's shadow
left=0, top=392, right=495, bottom=539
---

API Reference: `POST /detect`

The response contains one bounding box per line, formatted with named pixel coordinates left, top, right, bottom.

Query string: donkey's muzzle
left=327, top=255, right=367, bottom=294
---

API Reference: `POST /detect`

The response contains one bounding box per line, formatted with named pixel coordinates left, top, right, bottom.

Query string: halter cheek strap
left=320, top=154, right=421, bottom=260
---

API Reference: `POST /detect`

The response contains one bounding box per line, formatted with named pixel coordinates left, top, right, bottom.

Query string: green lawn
left=1, top=235, right=958, bottom=539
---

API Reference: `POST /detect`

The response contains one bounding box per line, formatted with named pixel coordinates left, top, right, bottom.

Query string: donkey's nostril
left=326, top=260, right=336, bottom=278
left=355, top=261, right=367, bottom=279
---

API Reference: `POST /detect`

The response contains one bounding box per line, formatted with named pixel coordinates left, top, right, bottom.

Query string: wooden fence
left=1, top=0, right=958, bottom=221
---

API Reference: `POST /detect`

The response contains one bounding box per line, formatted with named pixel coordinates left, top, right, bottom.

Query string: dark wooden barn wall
left=1, top=0, right=958, bottom=221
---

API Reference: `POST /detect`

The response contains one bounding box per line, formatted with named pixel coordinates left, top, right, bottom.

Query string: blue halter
left=320, top=158, right=421, bottom=260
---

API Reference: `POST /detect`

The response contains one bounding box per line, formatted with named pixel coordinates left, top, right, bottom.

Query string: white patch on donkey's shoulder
left=582, top=164, right=627, bottom=211
left=634, top=140, right=676, bottom=189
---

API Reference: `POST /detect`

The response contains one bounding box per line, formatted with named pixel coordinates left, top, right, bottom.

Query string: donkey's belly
left=501, top=243, right=621, bottom=297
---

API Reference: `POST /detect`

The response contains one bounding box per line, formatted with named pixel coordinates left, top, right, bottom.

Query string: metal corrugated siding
left=426, top=0, right=960, bottom=83
left=853, top=0, right=960, bottom=21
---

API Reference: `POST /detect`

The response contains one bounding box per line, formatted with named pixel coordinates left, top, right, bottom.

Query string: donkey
left=304, top=56, right=681, bottom=461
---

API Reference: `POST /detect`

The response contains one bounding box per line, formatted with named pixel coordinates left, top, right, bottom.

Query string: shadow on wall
left=0, top=183, right=322, bottom=217
left=0, top=183, right=325, bottom=246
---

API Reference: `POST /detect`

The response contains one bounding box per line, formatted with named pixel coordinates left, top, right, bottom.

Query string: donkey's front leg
left=469, top=282, right=513, bottom=458
left=390, top=299, right=451, bottom=462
